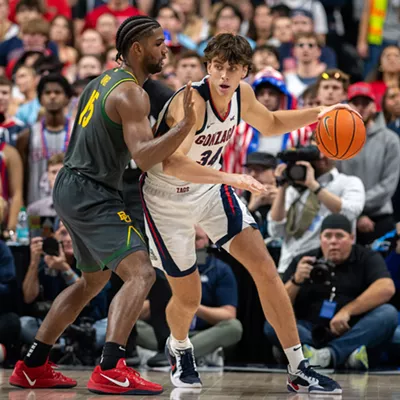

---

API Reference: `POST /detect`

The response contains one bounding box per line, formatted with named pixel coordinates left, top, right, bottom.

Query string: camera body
left=276, top=146, right=320, bottom=186
left=309, top=258, right=335, bottom=285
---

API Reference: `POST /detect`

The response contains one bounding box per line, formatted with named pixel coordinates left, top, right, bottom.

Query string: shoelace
left=301, top=364, right=334, bottom=384
left=45, top=363, right=70, bottom=381
left=123, top=366, right=148, bottom=384
left=178, top=349, right=199, bottom=379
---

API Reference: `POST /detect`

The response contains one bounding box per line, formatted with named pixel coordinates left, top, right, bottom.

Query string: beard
left=147, top=60, right=164, bottom=75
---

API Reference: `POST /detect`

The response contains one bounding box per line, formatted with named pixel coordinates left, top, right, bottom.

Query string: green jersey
left=64, top=68, right=138, bottom=191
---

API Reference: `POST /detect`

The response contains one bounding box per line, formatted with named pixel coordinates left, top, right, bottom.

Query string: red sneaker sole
left=10, top=378, right=77, bottom=389
left=87, top=382, right=163, bottom=395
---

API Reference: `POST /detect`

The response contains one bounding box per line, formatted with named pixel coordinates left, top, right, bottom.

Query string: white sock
left=284, top=344, right=306, bottom=371
left=170, top=334, right=192, bottom=350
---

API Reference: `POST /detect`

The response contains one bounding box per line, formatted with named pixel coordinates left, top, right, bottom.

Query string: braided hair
left=115, top=16, right=161, bottom=64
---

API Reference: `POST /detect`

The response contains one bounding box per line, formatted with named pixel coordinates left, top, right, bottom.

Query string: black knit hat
left=321, top=214, right=352, bottom=234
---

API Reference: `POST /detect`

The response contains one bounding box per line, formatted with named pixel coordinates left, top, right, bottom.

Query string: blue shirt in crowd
left=194, top=254, right=238, bottom=330
left=0, top=240, right=16, bottom=295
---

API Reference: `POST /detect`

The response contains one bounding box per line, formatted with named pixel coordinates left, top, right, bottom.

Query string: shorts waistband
left=64, top=166, right=121, bottom=194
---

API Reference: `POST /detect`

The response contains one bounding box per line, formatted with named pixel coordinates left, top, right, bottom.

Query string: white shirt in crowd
left=267, top=168, right=365, bottom=273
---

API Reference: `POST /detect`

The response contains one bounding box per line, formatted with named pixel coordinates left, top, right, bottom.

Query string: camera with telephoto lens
left=276, top=146, right=320, bottom=186
left=309, top=258, right=335, bottom=285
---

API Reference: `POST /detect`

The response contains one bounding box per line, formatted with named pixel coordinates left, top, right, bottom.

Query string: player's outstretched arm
left=240, top=81, right=357, bottom=137
left=118, top=83, right=196, bottom=171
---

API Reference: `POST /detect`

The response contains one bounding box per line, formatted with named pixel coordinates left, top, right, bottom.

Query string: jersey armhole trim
left=101, top=78, right=136, bottom=128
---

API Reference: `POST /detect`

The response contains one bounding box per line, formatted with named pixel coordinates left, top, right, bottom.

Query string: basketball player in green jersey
left=10, top=16, right=196, bottom=395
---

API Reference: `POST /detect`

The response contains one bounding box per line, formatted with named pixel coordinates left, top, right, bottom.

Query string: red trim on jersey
left=139, top=175, right=166, bottom=259
left=224, top=185, right=236, bottom=216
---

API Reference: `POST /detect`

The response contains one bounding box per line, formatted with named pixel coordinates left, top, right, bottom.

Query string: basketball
left=315, top=109, right=366, bottom=160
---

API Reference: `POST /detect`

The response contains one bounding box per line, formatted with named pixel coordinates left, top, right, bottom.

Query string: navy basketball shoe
left=287, top=359, right=342, bottom=395
left=165, top=337, right=202, bottom=388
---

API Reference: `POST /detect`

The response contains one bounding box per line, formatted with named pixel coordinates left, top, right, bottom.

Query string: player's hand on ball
left=230, top=174, right=268, bottom=195
left=183, top=81, right=197, bottom=127
left=318, top=103, right=362, bottom=120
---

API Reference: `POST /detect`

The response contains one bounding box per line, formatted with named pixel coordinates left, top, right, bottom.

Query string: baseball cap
left=291, top=8, right=313, bottom=20
left=347, top=82, right=376, bottom=102
left=245, top=152, right=277, bottom=169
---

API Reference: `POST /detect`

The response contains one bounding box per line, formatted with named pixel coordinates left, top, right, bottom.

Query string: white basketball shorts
left=140, top=174, right=257, bottom=277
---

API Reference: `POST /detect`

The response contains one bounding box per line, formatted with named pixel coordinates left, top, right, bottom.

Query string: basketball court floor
left=0, top=367, right=399, bottom=400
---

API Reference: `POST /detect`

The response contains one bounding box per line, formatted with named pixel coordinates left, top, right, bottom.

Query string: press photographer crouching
left=264, top=214, right=397, bottom=370
left=268, top=142, right=365, bottom=273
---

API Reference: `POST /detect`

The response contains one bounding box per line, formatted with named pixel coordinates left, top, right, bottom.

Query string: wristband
left=313, top=185, right=322, bottom=195
left=291, top=275, right=303, bottom=286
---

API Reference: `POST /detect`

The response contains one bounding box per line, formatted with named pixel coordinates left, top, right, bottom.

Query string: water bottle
left=16, top=206, right=29, bottom=245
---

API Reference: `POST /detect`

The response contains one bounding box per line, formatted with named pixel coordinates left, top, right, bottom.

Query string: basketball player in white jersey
left=141, top=33, right=351, bottom=395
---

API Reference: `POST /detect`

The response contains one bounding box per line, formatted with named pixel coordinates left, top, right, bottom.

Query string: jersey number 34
left=78, top=90, right=100, bottom=128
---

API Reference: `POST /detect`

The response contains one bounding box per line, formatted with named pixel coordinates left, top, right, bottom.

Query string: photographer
left=268, top=142, right=365, bottom=273
left=264, top=214, right=397, bottom=370
left=20, top=220, right=79, bottom=343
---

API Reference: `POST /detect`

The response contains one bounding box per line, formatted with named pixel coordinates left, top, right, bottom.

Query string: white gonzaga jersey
left=146, top=76, right=241, bottom=193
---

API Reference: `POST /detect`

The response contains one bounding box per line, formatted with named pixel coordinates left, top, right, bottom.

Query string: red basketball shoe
left=9, top=360, right=77, bottom=388
left=87, top=359, right=163, bottom=395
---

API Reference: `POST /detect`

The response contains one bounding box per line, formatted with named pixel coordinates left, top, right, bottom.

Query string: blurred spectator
left=197, top=3, right=255, bottom=56
left=14, top=65, right=40, bottom=126
left=383, top=86, right=400, bottom=136
left=78, top=29, right=106, bottom=57
left=1, top=18, right=59, bottom=80
left=298, top=83, right=319, bottom=109
left=366, top=45, right=400, bottom=111
left=269, top=16, right=293, bottom=48
left=20, top=221, right=79, bottom=344
left=27, top=153, right=63, bottom=217
left=76, top=55, right=104, bottom=80
left=241, top=152, right=277, bottom=239
left=174, top=51, right=204, bottom=88
left=224, top=67, right=312, bottom=174
left=316, top=69, right=349, bottom=107
left=280, top=9, right=337, bottom=72
left=171, top=0, right=208, bottom=45
left=285, top=32, right=325, bottom=98
left=0, top=141, right=24, bottom=238
left=264, top=214, right=397, bottom=370
left=49, top=16, right=78, bottom=67
left=251, top=45, right=280, bottom=75
left=105, top=47, right=119, bottom=70
left=0, top=76, right=26, bottom=146
left=337, top=82, right=400, bottom=246
left=9, top=0, right=71, bottom=23
left=156, top=5, right=197, bottom=54
left=96, top=13, right=118, bottom=48
left=13, top=0, right=43, bottom=27
left=268, top=139, right=365, bottom=273
left=266, top=0, right=328, bottom=39
left=16, top=74, right=73, bottom=205
left=0, top=0, right=19, bottom=41
left=0, top=239, right=21, bottom=365
left=84, top=0, right=141, bottom=30
left=358, top=0, right=400, bottom=79
left=247, top=4, right=273, bottom=47
left=137, top=226, right=243, bottom=368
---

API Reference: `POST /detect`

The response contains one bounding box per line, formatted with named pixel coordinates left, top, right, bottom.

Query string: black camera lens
left=287, top=165, right=307, bottom=181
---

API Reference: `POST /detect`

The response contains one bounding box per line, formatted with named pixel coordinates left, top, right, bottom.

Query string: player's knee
left=249, top=254, right=278, bottom=281
left=172, top=289, right=201, bottom=313
left=135, top=263, right=156, bottom=288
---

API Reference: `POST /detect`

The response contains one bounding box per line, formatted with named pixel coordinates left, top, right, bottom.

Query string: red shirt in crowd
left=84, top=4, right=142, bottom=29
left=370, top=81, right=387, bottom=112
left=8, top=0, right=71, bottom=22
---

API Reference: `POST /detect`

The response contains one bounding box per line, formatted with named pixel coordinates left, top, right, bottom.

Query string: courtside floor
left=1, top=366, right=399, bottom=400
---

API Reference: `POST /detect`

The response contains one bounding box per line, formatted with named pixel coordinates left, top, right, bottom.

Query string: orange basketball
left=315, top=109, right=366, bottom=160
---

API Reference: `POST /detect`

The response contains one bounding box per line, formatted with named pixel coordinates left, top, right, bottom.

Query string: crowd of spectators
left=0, top=0, right=399, bottom=372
